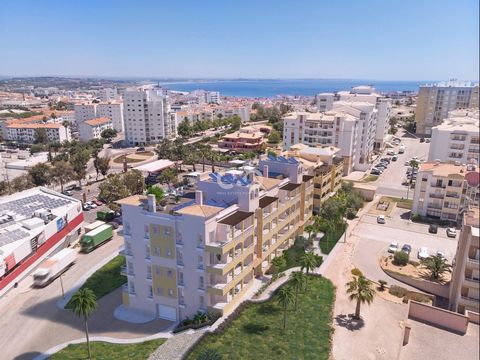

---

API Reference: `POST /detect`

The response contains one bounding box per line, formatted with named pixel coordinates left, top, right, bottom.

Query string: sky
left=0, top=0, right=478, bottom=81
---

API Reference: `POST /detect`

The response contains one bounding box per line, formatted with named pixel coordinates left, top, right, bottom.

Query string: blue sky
left=0, top=0, right=478, bottom=80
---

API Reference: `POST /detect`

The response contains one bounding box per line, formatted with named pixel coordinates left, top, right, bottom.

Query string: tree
left=61, top=120, right=70, bottom=140
left=69, top=288, right=98, bottom=360
left=378, top=280, right=387, bottom=291
left=34, top=128, right=48, bottom=144
left=346, top=275, right=375, bottom=319
left=123, top=169, right=145, bottom=195
left=11, top=174, right=34, bottom=192
left=393, top=251, right=409, bottom=266
left=147, top=186, right=165, bottom=202
left=277, top=286, right=294, bottom=330
left=267, top=130, right=281, bottom=144
left=421, top=255, right=452, bottom=280
left=100, top=128, right=118, bottom=142
left=28, top=163, right=51, bottom=186
left=157, top=168, right=177, bottom=189
left=93, top=156, right=110, bottom=180
left=69, top=148, right=91, bottom=186
left=304, top=224, right=317, bottom=245
left=99, top=174, right=129, bottom=205
left=229, top=115, right=242, bottom=131
left=271, top=255, right=286, bottom=275
left=50, top=161, right=75, bottom=193
left=290, top=271, right=306, bottom=311
left=299, top=251, right=318, bottom=291
left=178, top=118, right=192, bottom=137
left=196, top=348, right=222, bottom=360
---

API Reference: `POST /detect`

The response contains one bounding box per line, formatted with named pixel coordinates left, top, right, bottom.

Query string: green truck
left=96, top=210, right=115, bottom=221
left=80, top=224, right=113, bottom=253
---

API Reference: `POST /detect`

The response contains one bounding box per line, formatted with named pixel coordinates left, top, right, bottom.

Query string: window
left=155, top=265, right=161, bottom=276
left=153, top=225, right=159, bottom=234
left=178, top=271, right=184, bottom=285
left=148, top=285, right=153, bottom=298
left=153, top=246, right=161, bottom=256
left=156, top=287, right=162, bottom=295
left=147, top=266, right=152, bottom=279
left=129, top=282, right=135, bottom=294
left=197, top=234, right=204, bottom=248
left=199, top=276, right=204, bottom=289
left=198, top=255, right=204, bottom=269
left=167, top=270, right=173, bottom=278
left=200, top=296, right=205, bottom=308
left=168, top=289, right=174, bottom=297
left=166, top=248, right=172, bottom=257
left=145, top=245, right=151, bottom=259
left=164, top=227, right=171, bottom=236
left=124, top=222, right=131, bottom=235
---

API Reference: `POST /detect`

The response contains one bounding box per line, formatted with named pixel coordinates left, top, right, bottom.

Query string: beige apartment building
left=449, top=207, right=480, bottom=314
left=118, top=155, right=313, bottom=321
left=415, top=81, right=479, bottom=135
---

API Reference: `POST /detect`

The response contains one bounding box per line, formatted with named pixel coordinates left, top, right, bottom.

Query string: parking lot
left=352, top=207, right=459, bottom=288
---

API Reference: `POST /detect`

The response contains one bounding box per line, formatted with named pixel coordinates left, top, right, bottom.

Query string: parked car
left=388, top=242, right=399, bottom=253
left=371, top=169, right=381, bottom=175
left=420, top=138, right=425, bottom=143
left=418, top=246, right=429, bottom=260
left=62, top=190, right=73, bottom=196
left=93, top=199, right=103, bottom=206
left=398, top=146, right=405, bottom=154
left=85, top=201, right=97, bottom=209
left=136, top=146, right=146, bottom=152
left=436, top=251, right=445, bottom=259
left=375, top=164, right=387, bottom=170
left=404, top=161, right=410, bottom=166
left=108, top=221, right=119, bottom=230
left=401, top=244, right=412, bottom=255
left=425, top=138, right=431, bottom=143
left=446, top=228, right=457, bottom=238
left=380, top=157, right=391, bottom=163
left=83, top=204, right=92, bottom=211
left=387, top=150, right=395, bottom=156
left=428, top=224, right=438, bottom=234
left=377, top=215, right=386, bottom=224
left=392, top=155, right=398, bottom=161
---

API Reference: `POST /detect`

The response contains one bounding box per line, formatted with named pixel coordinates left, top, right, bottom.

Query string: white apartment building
left=428, top=109, right=480, bottom=165
left=117, top=156, right=314, bottom=321
left=283, top=111, right=358, bottom=174
left=96, top=101, right=124, bottom=132
left=206, top=91, right=221, bottom=104
left=74, top=103, right=96, bottom=125
left=415, top=81, right=479, bottom=135
left=78, top=117, right=113, bottom=141
left=98, top=88, right=118, bottom=102
left=5, top=123, right=70, bottom=144
left=317, top=86, right=392, bottom=150
left=412, top=162, right=479, bottom=222
left=123, top=88, right=177, bottom=146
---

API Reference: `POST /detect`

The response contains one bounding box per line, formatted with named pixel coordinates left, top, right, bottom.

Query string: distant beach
left=158, top=79, right=426, bottom=98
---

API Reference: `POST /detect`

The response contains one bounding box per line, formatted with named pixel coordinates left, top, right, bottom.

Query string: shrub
left=196, top=348, right=222, bottom=360
left=351, top=268, right=363, bottom=277
left=393, top=251, right=409, bottom=266
left=402, top=291, right=432, bottom=304
left=389, top=285, right=408, bottom=298
left=378, top=280, right=387, bottom=291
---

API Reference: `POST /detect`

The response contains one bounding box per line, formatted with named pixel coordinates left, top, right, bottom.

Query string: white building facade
left=123, top=88, right=177, bottom=146
left=78, top=117, right=113, bottom=141
left=6, top=124, right=70, bottom=143
left=96, top=102, right=124, bottom=132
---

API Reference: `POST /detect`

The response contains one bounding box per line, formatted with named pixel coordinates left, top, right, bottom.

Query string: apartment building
left=123, top=88, right=177, bottom=146
left=96, top=101, right=124, bottom=132
left=78, top=117, right=113, bottom=141
left=286, top=144, right=343, bottom=214
left=283, top=111, right=357, bottom=174
left=449, top=207, right=479, bottom=314
left=317, top=86, right=392, bottom=150
left=218, top=125, right=270, bottom=153
left=74, top=103, right=96, bottom=124
left=206, top=91, right=221, bottom=104
left=428, top=109, right=479, bottom=165
left=415, top=81, right=479, bottom=135
left=6, top=123, right=70, bottom=143
left=117, top=155, right=313, bottom=321
left=98, top=88, right=118, bottom=102
left=411, top=162, right=479, bottom=222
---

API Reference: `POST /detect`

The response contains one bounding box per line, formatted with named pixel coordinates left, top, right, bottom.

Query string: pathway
left=148, top=330, right=206, bottom=360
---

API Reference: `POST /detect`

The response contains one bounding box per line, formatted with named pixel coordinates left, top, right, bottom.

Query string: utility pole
left=59, top=274, right=65, bottom=299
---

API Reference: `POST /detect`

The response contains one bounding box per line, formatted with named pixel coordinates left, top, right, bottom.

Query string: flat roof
left=176, top=204, right=222, bottom=218
left=280, top=183, right=301, bottom=192
left=259, top=196, right=278, bottom=209
left=219, top=210, right=253, bottom=226
left=116, top=195, right=146, bottom=206
left=134, top=159, right=175, bottom=173
left=303, top=175, right=314, bottom=182
left=84, top=117, right=111, bottom=126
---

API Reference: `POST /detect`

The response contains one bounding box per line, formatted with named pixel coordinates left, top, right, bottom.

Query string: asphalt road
left=375, top=130, right=430, bottom=199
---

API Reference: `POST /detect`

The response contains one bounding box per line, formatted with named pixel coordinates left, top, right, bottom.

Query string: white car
left=436, top=251, right=445, bottom=259
left=377, top=215, right=386, bottom=224
left=388, top=242, right=398, bottom=253
left=387, top=150, right=395, bottom=156
left=418, top=246, right=429, bottom=260
left=446, top=228, right=457, bottom=238
left=85, top=201, right=97, bottom=209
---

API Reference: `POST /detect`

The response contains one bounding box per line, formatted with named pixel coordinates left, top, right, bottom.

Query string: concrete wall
left=466, top=310, right=480, bottom=325
left=383, top=269, right=450, bottom=298
left=408, top=300, right=469, bottom=334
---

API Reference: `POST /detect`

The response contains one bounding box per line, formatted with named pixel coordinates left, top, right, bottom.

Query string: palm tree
left=50, top=161, right=75, bottom=193
left=62, top=120, right=70, bottom=140
left=70, top=288, right=98, bottom=359
left=277, top=286, right=294, bottom=330
left=346, top=275, right=375, bottom=319
left=421, top=255, right=452, bottom=280
left=290, top=271, right=306, bottom=310
left=407, top=159, right=419, bottom=198
left=304, top=224, right=317, bottom=247
left=299, top=251, right=318, bottom=291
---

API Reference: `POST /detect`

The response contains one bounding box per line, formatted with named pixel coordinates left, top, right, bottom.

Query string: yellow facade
left=150, top=224, right=175, bottom=259
left=152, top=265, right=177, bottom=299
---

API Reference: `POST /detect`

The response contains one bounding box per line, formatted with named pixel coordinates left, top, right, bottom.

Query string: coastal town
left=0, top=1, right=479, bottom=360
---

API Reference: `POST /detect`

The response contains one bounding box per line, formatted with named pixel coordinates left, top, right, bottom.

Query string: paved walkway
left=148, top=330, right=206, bottom=360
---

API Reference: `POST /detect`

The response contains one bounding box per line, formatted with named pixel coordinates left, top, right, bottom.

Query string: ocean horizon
left=158, top=79, right=429, bottom=98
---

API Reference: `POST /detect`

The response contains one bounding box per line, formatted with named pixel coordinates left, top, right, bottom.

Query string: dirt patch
left=113, top=151, right=155, bottom=164
left=380, top=256, right=451, bottom=283
left=368, top=199, right=397, bottom=217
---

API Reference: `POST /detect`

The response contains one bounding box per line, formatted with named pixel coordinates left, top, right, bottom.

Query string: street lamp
left=59, top=274, right=65, bottom=299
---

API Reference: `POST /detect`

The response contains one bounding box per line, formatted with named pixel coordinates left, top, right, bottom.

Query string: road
left=0, top=232, right=127, bottom=360
left=375, top=130, right=430, bottom=199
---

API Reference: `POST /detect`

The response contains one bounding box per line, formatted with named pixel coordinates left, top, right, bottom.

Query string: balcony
left=120, top=265, right=127, bottom=276
left=467, top=257, right=480, bottom=267
left=464, top=277, right=480, bottom=289
left=429, top=193, right=445, bottom=199
left=460, top=296, right=479, bottom=308
left=430, top=183, right=446, bottom=189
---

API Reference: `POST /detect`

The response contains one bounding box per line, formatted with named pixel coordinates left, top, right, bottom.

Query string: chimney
left=195, top=190, right=203, bottom=205
left=147, top=194, right=156, bottom=213
left=263, top=165, right=269, bottom=178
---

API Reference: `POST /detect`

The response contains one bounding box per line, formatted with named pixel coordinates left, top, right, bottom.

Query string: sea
left=158, top=79, right=427, bottom=98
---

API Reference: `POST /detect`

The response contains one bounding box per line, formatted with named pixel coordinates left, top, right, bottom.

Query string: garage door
left=158, top=304, right=177, bottom=321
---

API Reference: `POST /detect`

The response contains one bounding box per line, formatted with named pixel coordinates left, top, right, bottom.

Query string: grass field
left=49, top=338, right=166, bottom=360
left=112, top=151, right=154, bottom=164
left=65, top=255, right=126, bottom=309
left=187, top=276, right=335, bottom=360
left=319, top=224, right=346, bottom=254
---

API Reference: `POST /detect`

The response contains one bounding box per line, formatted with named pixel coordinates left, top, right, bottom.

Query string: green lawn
left=187, top=276, right=335, bottom=360
left=361, top=174, right=379, bottom=182
left=319, top=224, right=346, bottom=254
left=49, top=339, right=166, bottom=360
left=380, top=196, right=413, bottom=209
left=66, top=255, right=126, bottom=309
